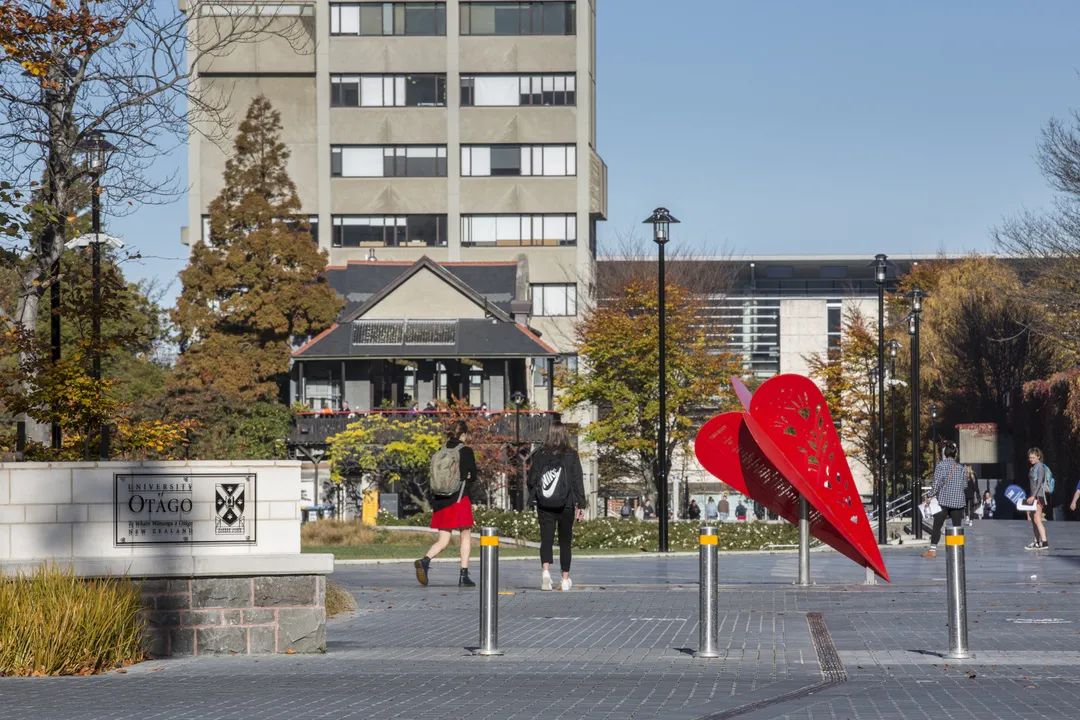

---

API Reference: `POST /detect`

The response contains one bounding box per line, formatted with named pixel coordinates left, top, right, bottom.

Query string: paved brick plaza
left=3, top=520, right=1079, bottom=719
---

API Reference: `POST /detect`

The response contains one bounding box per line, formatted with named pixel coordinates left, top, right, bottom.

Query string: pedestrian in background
left=688, top=499, right=701, bottom=521
left=964, top=467, right=978, bottom=526
left=1025, top=448, right=1051, bottom=550
left=921, top=443, right=967, bottom=559
left=718, top=494, right=730, bottom=522
left=527, top=421, right=586, bottom=591
left=705, top=496, right=718, bottom=521
left=979, top=490, right=995, bottom=520
left=415, top=421, right=479, bottom=588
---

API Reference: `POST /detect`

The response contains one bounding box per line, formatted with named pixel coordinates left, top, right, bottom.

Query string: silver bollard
left=474, top=526, right=503, bottom=656
left=797, top=496, right=810, bottom=587
left=944, top=526, right=974, bottom=659
left=695, top=526, right=720, bottom=658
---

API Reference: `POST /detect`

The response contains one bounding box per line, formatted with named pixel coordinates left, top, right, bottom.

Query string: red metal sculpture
left=695, top=374, right=889, bottom=581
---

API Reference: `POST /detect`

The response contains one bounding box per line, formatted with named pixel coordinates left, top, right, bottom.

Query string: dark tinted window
left=404, top=3, right=439, bottom=34
left=405, top=74, right=446, bottom=106
left=461, top=2, right=576, bottom=36
left=331, top=78, right=359, bottom=107
left=766, top=265, right=793, bottom=279
left=490, top=146, right=521, bottom=176
left=820, top=265, right=849, bottom=279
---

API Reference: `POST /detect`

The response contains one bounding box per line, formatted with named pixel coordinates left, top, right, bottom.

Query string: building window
left=709, top=297, right=780, bottom=379
left=332, top=215, right=448, bottom=247
left=331, top=74, right=447, bottom=107
left=460, top=74, right=575, bottom=106
left=530, top=283, right=577, bottom=316
left=461, top=145, right=576, bottom=177
left=827, top=299, right=842, bottom=352
left=331, top=145, right=447, bottom=177
left=532, top=359, right=548, bottom=387
left=558, top=354, right=578, bottom=374
left=330, top=2, right=446, bottom=36
left=202, top=214, right=318, bottom=243
left=460, top=1, right=575, bottom=36
left=461, top=214, right=576, bottom=246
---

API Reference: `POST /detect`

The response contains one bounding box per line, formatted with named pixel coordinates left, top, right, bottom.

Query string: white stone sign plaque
left=114, top=473, right=257, bottom=546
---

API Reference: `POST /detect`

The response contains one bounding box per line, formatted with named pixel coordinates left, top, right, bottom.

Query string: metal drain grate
left=807, top=611, right=847, bottom=682
left=696, top=612, right=847, bottom=720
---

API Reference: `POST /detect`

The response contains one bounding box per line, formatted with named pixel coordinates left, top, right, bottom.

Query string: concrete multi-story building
left=184, top=1, right=606, bottom=511
left=184, top=1, right=605, bottom=393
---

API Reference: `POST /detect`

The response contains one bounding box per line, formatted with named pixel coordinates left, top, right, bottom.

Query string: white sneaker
left=541, top=571, right=552, bottom=591
left=560, top=577, right=572, bottom=592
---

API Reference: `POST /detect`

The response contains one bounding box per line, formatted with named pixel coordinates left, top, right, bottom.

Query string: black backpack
left=533, top=451, right=571, bottom=509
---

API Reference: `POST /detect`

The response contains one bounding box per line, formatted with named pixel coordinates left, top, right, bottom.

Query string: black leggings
left=930, top=507, right=964, bottom=546
left=538, top=505, right=574, bottom=572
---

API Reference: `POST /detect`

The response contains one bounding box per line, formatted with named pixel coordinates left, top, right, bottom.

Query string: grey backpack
left=429, top=444, right=463, bottom=497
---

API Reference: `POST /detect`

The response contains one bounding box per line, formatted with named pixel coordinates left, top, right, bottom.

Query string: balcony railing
left=288, top=409, right=559, bottom=449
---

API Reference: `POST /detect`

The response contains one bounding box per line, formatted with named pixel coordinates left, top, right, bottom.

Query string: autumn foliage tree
left=806, top=307, right=886, bottom=492
left=894, top=257, right=1060, bottom=433
left=558, top=281, right=741, bottom=496
left=1, top=2, right=309, bottom=447
left=168, top=96, right=340, bottom=455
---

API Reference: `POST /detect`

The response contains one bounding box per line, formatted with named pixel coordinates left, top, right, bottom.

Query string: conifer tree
left=170, top=95, right=341, bottom=416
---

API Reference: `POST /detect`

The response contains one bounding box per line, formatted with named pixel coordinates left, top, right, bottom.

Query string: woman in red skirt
left=415, top=421, right=479, bottom=587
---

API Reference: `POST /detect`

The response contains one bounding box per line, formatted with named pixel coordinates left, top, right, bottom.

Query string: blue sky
left=112, top=0, right=1080, bottom=299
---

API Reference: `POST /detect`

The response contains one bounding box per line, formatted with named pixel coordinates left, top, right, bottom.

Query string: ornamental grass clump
left=0, top=566, right=146, bottom=676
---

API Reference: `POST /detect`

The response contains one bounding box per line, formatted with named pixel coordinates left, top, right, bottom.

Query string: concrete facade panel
left=330, top=109, right=448, bottom=144
left=460, top=178, right=578, bottom=214
left=460, top=37, right=576, bottom=72
left=197, top=77, right=319, bottom=219
left=460, top=108, right=577, bottom=144
left=328, top=37, right=448, bottom=73
left=779, top=298, right=828, bottom=377
left=196, top=17, right=316, bottom=75
left=330, top=178, right=448, bottom=214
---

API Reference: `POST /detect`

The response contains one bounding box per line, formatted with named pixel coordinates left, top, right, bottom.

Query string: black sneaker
left=1024, top=541, right=1044, bottom=551
left=414, top=557, right=430, bottom=586
left=458, top=569, right=476, bottom=588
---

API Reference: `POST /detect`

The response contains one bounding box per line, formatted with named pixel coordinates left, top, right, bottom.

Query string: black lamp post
left=74, top=130, right=117, bottom=459
left=644, top=207, right=679, bottom=553
left=874, top=254, right=888, bottom=544
left=929, top=402, right=939, bottom=468
left=511, top=390, right=526, bottom=511
left=887, top=339, right=900, bottom=500
left=908, top=286, right=924, bottom=539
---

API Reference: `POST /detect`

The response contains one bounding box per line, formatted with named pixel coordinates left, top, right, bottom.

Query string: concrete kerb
left=331, top=540, right=928, bottom=566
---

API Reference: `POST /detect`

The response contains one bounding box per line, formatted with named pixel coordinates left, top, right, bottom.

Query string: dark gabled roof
left=326, top=258, right=518, bottom=320
left=293, top=318, right=557, bottom=360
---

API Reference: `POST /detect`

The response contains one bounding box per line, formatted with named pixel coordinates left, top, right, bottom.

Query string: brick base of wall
left=140, top=575, right=327, bottom=656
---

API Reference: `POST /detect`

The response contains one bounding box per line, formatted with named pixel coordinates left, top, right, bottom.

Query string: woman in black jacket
left=415, top=421, right=481, bottom=588
left=527, top=422, right=586, bottom=591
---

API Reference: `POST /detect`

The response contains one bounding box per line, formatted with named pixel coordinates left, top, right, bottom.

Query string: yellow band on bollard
left=945, top=535, right=965, bottom=546
left=480, top=536, right=500, bottom=547
left=699, top=535, right=719, bottom=545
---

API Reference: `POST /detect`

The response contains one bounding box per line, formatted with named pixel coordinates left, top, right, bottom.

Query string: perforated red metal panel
left=694, top=375, right=888, bottom=581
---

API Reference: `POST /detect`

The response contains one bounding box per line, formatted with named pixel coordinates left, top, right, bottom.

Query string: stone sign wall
left=0, top=460, right=333, bottom=657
